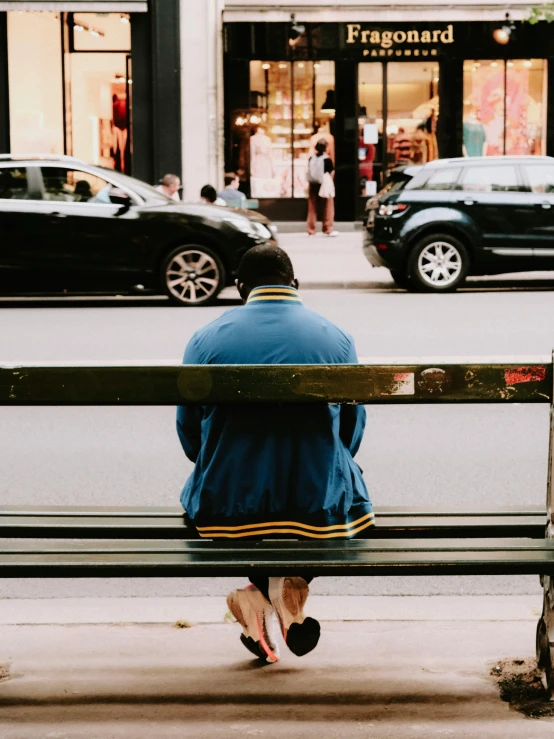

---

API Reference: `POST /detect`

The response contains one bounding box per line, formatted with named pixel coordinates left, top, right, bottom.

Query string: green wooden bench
left=1, top=359, right=553, bottom=693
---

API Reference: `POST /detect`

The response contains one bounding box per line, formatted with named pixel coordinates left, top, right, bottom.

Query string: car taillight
left=378, top=203, right=409, bottom=217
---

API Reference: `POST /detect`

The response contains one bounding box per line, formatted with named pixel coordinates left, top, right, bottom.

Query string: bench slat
left=0, top=513, right=546, bottom=539
left=1, top=538, right=553, bottom=577
left=1, top=363, right=551, bottom=405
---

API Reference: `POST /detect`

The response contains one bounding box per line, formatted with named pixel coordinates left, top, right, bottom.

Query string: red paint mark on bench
left=504, top=366, right=547, bottom=386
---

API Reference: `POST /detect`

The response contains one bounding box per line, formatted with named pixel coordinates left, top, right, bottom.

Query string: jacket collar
left=246, top=285, right=303, bottom=305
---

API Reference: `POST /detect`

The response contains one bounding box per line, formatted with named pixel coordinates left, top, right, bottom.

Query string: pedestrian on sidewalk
left=200, top=184, right=226, bottom=206
left=217, top=172, right=247, bottom=209
left=176, top=245, right=373, bottom=664
left=156, top=173, right=181, bottom=202
left=306, top=139, right=339, bottom=238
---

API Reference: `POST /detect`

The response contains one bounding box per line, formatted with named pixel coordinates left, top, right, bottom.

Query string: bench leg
left=537, top=379, right=554, bottom=697
left=537, top=571, right=554, bottom=696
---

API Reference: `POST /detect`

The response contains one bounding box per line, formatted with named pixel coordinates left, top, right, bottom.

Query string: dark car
left=364, top=156, right=554, bottom=292
left=0, top=155, right=277, bottom=305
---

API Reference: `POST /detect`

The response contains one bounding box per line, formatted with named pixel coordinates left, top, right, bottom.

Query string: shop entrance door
left=358, top=61, right=439, bottom=203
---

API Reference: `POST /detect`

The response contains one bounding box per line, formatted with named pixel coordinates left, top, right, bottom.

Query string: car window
left=40, top=168, right=114, bottom=203
left=420, top=167, right=462, bottom=191
left=525, top=164, right=554, bottom=194
left=0, top=167, right=29, bottom=200
left=459, top=165, right=523, bottom=193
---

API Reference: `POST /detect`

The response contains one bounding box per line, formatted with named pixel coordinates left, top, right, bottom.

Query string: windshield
left=96, top=167, right=171, bottom=202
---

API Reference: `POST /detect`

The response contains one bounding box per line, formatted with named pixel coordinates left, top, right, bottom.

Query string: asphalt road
left=2, top=263, right=554, bottom=599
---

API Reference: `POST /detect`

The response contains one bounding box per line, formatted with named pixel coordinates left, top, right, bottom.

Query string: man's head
left=161, top=173, right=180, bottom=196
left=224, top=172, right=240, bottom=189
left=236, top=245, right=298, bottom=302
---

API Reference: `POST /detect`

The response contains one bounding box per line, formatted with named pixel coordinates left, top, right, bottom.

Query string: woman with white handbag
left=306, top=139, right=339, bottom=237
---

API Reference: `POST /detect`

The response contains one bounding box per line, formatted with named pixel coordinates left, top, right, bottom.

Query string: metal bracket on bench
left=537, top=353, right=554, bottom=697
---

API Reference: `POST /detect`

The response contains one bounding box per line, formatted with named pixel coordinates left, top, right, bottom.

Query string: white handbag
left=318, top=172, right=335, bottom=199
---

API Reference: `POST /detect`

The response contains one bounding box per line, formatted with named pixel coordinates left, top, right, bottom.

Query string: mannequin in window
left=410, top=123, right=429, bottom=165
left=309, top=119, right=335, bottom=163
left=250, top=127, right=274, bottom=179
left=463, top=105, right=487, bottom=158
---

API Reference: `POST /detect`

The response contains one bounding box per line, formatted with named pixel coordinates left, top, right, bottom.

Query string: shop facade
left=0, top=0, right=181, bottom=186
left=223, top=17, right=554, bottom=221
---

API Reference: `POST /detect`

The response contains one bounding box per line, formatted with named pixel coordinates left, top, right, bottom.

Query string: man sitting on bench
left=177, top=245, right=374, bottom=663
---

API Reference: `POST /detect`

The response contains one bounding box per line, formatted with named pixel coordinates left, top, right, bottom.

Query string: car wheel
left=408, top=234, right=469, bottom=293
left=162, top=244, right=225, bottom=306
left=389, top=270, right=412, bottom=290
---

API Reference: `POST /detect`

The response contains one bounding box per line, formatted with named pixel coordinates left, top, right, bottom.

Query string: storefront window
left=69, top=14, right=132, bottom=172
left=463, top=60, right=545, bottom=157
left=243, top=60, right=335, bottom=198
left=358, top=61, right=439, bottom=195
left=7, top=12, right=64, bottom=155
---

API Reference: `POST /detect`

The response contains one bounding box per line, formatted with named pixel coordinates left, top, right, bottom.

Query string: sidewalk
left=277, top=231, right=391, bottom=289
left=1, top=595, right=553, bottom=738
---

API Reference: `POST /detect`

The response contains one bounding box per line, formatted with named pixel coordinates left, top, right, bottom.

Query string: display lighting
left=74, top=24, right=84, bottom=31
left=288, top=13, right=305, bottom=48
left=492, top=13, right=515, bottom=45
left=507, top=61, right=514, bottom=67
left=524, top=60, right=532, bottom=67
left=261, top=63, right=271, bottom=70
left=120, top=14, right=130, bottom=24
left=491, top=61, right=498, bottom=67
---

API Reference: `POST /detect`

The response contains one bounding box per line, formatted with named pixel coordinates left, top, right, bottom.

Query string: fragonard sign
left=346, top=24, right=454, bottom=48
left=345, top=23, right=454, bottom=57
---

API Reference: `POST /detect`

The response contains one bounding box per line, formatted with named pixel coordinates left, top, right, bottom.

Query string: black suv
left=364, top=156, right=554, bottom=292
left=0, top=155, right=277, bottom=305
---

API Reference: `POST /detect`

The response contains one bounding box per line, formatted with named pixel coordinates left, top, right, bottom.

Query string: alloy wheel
left=165, top=249, right=220, bottom=304
left=417, top=241, right=462, bottom=288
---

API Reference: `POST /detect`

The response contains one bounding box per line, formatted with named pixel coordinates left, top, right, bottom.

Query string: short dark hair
left=315, top=138, right=328, bottom=155
left=238, top=245, right=294, bottom=289
left=200, top=184, right=217, bottom=203
left=224, top=172, right=238, bottom=187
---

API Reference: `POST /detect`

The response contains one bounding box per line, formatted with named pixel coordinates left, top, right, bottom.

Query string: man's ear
left=236, top=279, right=248, bottom=303
left=292, top=277, right=299, bottom=290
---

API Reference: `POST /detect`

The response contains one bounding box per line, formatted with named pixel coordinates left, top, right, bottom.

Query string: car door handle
left=457, top=198, right=475, bottom=206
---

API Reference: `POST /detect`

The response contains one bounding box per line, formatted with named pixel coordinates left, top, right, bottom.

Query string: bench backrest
left=0, top=361, right=552, bottom=405
left=1, top=358, right=553, bottom=524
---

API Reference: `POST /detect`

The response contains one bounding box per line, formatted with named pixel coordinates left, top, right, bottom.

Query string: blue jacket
left=177, top=285, right=374, bottom=539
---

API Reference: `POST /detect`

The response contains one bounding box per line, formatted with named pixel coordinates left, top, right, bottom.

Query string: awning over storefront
left=0, top=1, right=147, bottom=10
left=223, top=0, right=537, bottom=22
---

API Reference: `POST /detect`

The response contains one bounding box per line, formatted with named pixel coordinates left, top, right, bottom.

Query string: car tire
left=162, top=244, right=225, bottom=306
left=389, top=270, right=413, bottom=290
left=408, top=234, right=469, bottom=293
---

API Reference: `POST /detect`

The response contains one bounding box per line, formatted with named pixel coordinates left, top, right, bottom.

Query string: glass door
left=358, top=61, right=440, bottom=195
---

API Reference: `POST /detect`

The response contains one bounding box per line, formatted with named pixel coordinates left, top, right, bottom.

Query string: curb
left=0, top=595, right=541, bottom=626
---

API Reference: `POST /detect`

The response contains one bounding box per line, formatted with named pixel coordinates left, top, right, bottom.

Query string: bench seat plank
left=0, top=507, right=546, bottom=540
left=2, top=538, right=554, bottom=578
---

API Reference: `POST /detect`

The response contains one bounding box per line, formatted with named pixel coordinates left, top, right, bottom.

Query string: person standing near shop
left=156, top=174, right=181, bottom=202
left=306, top=139, right=338, bottom=237
left=217, top=173, right=248, bottom=209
